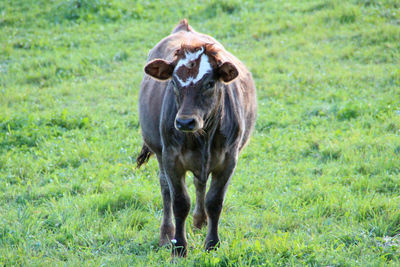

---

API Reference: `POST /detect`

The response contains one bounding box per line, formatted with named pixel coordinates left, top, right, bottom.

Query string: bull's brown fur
left=137, top=19, right=257, bottom=257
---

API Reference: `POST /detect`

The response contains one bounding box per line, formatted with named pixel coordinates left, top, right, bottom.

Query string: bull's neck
left=196, top=88, right=223, bottom=182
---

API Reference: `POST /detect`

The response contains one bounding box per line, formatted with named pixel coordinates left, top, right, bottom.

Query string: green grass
left=1, top=0, right=400, bottom=265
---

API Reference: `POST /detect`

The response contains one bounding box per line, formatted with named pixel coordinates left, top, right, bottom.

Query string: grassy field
left=1, top=0, right=400, bottom=265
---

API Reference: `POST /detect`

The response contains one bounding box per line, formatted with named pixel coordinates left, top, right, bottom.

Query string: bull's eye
left=205, top=81, right=215, bottom=90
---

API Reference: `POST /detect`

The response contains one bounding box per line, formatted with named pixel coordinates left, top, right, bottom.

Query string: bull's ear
left=144, top=59, right=174, bottom=80
left=217, top=61, right=238, bottom=83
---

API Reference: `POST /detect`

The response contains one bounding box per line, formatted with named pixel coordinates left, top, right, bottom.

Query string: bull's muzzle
left=175, top=116, right=200, bottom=132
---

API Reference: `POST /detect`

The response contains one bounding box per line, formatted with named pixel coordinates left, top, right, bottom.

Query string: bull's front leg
left=205, top=154, right=237, bottom=251
left=162, top=151, right=190, bottom=257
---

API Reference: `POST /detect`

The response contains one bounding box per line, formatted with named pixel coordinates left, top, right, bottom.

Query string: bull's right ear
left=144, top=59, right=174, bottom=80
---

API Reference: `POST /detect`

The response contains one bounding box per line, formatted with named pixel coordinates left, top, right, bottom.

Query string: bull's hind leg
left=193, top=177, right=207, bottom=229
left=157, top=157, right=175, bottom=246
left=204, top=156, right=237, bottom=251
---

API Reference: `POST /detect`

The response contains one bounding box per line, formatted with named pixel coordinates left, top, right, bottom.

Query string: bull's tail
left=136, top=143, right=153, bottom=168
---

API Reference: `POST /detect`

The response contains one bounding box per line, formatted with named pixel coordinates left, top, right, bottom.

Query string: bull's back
left=239, top=72, right=257, bottom=151
left=138, top=76, right=166, bottom=154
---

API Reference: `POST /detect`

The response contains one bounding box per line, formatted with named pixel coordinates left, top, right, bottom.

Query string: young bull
left=137, top=19, right=257, bottom=257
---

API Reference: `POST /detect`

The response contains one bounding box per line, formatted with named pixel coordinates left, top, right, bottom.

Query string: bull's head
left=144, top=43, right=238, bottom=133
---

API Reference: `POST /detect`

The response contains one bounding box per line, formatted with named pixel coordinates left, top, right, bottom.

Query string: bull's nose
left=175, top=117, right=196, bottom=132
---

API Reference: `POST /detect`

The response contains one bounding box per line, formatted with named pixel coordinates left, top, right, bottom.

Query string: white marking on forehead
left=175, top=47, right=204, bottom=69
left=196, top=54, right=212, bottom=82
left=174, top=51, right=212, bottom=87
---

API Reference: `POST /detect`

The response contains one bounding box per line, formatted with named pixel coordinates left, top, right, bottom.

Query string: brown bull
left=137, top=19, right=257, bottom=256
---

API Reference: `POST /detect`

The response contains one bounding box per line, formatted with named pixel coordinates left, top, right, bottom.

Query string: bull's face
left=144, top=44, right=238, bottom=133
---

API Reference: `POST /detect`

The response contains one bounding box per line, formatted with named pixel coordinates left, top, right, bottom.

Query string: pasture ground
left=1, top=0, right=399, bottom=265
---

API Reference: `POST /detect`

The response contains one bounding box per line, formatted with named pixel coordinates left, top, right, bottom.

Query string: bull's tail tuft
left=136, top=144, right=153, bottom=168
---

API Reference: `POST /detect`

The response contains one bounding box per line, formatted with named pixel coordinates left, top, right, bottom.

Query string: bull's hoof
left=193, top=212, right=207, bottom=230
left=159, top=224, right=175, bottom=247
left=171, top=239, right=187, bottom=257
left=205, top=238, right=220, bottom=251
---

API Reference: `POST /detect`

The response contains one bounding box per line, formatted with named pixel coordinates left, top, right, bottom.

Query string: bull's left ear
left=144, top=59, right=174, bottom=80
left=217, top=62, right=238, bottom=83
